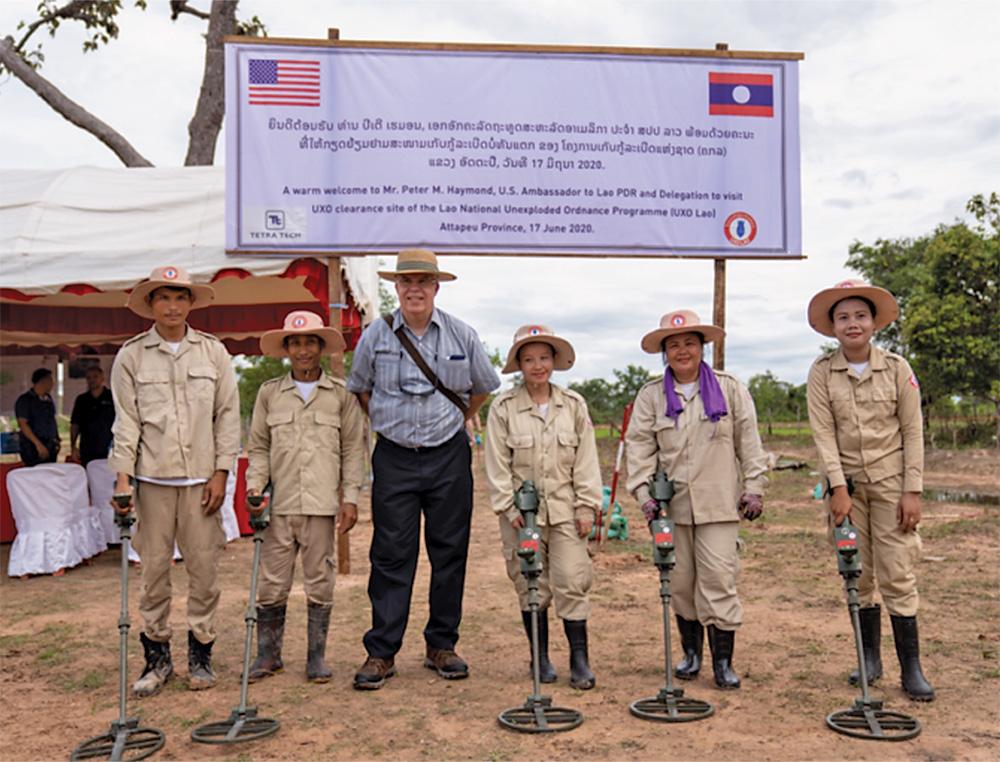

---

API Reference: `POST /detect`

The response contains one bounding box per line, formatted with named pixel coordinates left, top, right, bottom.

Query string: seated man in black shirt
left=70, top=365, right=115, bottom=466
left=15, top=368, right=60, bottom=467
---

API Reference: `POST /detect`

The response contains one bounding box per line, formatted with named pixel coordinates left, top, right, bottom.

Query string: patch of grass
left=485, top=750, right=510, bottom=762
left=921, top=515, right=998, bottom=539
left=972, top=668, right=1000, bottom=682
left=37, top=644, right=71, bottom=664
left=63, top=669, right=106, bottom=691
left=280, top=685, right=309, bottom=705
left=620, top=739, right=646, bottom=750
left=0, top=634, right=31, bottom=650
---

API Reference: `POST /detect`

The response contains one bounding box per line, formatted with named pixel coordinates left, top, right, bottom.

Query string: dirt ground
left=1, top=440, right=998, bottom=762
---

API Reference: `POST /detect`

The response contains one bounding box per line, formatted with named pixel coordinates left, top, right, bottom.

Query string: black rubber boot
left=563, top=619, right=595, bottom=690
left=248, top=604, right=285, bottom=682
left=674, top=615, right=703, bottom=680
left=707, top=625, right=740, bottom=689
left=849, top=605, right=883, bottom=686
left=522, top=609, right=557, bottom=683
left=306, top=603, right=333, bottom=683
left=132, top=633, right=173, bottom=698
left=187, top=631, right=216, bottom=691
left=890, top=614, right=935, bottom=701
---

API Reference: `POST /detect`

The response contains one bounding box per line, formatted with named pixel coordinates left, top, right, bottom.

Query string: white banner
left=225, top=42, right=801, bottom=258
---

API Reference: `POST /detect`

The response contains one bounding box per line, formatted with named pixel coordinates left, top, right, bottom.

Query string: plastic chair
left=6, top=465, right=89, bottom=576
left=85, top=459, right=119, bottom=548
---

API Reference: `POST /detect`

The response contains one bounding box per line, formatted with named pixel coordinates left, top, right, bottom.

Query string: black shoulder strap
left=383, top=314, right=468, bottom=416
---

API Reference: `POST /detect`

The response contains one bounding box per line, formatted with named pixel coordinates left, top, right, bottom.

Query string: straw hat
left=126, top=265, right=215, bottom=319
left=377, top=249, right=456, bottom=282
left=640, top=310, right=725, bottom=354
left=259, top=310, right=346, bottom=358
left=807, top=279, right=898, bottom=337
left=502, top=324, right=576, bottom=374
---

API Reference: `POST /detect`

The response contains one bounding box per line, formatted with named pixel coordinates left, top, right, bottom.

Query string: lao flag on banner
left=248, top=59, right=321, bottom=107
left=709, top=72, right=773, bottom=117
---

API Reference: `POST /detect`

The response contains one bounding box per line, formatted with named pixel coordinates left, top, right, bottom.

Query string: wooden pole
left=327, top=256, right=351, bottom=575
left=713, top=258, right=726, bottom=370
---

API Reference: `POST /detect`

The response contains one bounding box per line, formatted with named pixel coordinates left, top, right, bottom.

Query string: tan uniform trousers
left=671, top=521, right=743, bottom=630
left=132, top=482, right=226, bottom=645
left=257, top=515, right=337, bottom=608
left=499, top=517, right=593, bottom=621
left=825, top=473, right=921, bottom=616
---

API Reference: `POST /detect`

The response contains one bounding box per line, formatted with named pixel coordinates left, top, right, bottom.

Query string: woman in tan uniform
left=626, top=310, right=768, bottom=689
left=485, top=324, right=603, bottom=690
left=806, top=279, right=933, bottom=701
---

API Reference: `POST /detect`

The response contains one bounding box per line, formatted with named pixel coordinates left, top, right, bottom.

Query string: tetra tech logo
left=265, top=210, right=285, bottom=230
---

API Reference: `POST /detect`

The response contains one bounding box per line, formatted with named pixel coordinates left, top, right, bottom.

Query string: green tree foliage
left=569, top=364, right=655, bottom=427
left=236, top=356, right=288, bottom=422
left=747, top=371, right=807, bottom=427
left=846, top=193, right=999, bottom=415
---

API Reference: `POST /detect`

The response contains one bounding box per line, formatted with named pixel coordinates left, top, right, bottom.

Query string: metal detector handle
left=247, top=484, right=272, bottom=532
left=112, top=477, right=137, bottom=531
left=648, top=471, right=675, bottom=519
left=650, top=516, right=676, bottom=569
left=833, top=517, right=861, bottom=577
left=514, top=481, right=542, bottom=576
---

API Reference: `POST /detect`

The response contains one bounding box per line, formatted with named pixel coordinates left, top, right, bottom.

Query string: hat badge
left=528, top=326, right=542, bottom=336
left=836, top=280, right=854, bottom=288
left=292, top=315, right=307, bottom=328
left=670, top=314, right=686, bottom=327
left=163, top=267, right=178, bottom=280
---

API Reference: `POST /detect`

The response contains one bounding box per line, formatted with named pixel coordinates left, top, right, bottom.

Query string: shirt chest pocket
left=266, top=410, right=296, bottom=448
left=437, top=355, right=472, bottom=393
left=135, top=371, right=172, bottom=420
left=314, top=410, right=342, bottom=454
left=374, top=349, right=401, bottom=392
left=507, top=433, right=534, bottom=471
left=652, top=414, right=680, bottom=458
left=700, top=412, right=733, bottom=442
left=830, top=384, right=855, bottom=421
left=556, top=430, right=579, bottom=468
left=187, top=366, right=218, bottom=402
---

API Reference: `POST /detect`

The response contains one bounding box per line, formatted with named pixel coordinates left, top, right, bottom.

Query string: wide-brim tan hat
left=807, top=279, right=898, bottom=337
left=640, top=309, right=725, bottom=353
left=377, top=248, right=456, bottom=282
left=260, top=310, right=346, bottom=358
left=502, top=324, right=575, bottom=374
left=126, top=265, right=215, bottom=319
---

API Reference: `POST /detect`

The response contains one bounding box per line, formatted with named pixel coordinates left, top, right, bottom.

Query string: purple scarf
left=664, top=361, right=729, bottom=422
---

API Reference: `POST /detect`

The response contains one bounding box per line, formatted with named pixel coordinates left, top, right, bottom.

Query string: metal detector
left=191, top=490, right=280, bottom=744
left=498, top=481, right=584, bottom=733
left=72, top=493, right=166, bottom=761
left=630, top=472, right=714, bottom=723
left=825, top=515, right=920, bottom=741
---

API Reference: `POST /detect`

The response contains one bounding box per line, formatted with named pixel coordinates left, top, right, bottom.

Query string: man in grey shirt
left=347, top=249, right=500, bottom=689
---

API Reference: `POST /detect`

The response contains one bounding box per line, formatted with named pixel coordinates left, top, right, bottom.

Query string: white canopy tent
left=0, top=166, right=379, bottom=353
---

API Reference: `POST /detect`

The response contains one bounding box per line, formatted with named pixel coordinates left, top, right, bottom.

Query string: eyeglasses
left=396, top=275, right=438, bottom=289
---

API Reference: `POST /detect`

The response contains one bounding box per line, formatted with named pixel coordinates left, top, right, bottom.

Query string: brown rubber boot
left=187, top=631, right=217, bottom=691
left=132, top=633, right=173, bottom=698
left=306, top=604, right=333, bottom=683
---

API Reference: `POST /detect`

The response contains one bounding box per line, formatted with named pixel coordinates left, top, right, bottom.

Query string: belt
left=380, top=430, right=463, bottom=453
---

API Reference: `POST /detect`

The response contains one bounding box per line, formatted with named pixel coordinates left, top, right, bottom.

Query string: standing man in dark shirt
left=70, top=365, right=115, bottom=466
left=15, top=368, right=60, bottom=467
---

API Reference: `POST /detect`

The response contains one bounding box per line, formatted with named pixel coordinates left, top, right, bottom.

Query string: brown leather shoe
left=424, top=647, right=469, bottom=679
left=353, top=655, right=396, bottom=690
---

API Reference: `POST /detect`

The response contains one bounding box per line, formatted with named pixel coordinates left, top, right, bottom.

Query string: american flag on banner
left=248, top=59, right=321, bottom=107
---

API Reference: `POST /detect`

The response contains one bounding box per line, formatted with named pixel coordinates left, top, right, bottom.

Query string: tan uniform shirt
left=806, top=345, right=923, bottom=492
left=485, top=383, right=603, bottom=527
left=626, top=371, right=768, bottom=525
left=246, top=372, right=364, bottom=516
left=109, top=326, right=239, bottom=479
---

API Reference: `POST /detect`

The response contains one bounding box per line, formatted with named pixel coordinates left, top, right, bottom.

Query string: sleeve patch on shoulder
left=909, top=373, right=919, bottom=388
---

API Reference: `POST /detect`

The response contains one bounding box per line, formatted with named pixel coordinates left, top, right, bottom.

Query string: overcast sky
left=1, top=0, right=997, bottom=387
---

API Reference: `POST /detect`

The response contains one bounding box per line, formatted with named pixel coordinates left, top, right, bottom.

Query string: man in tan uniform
left=626, top=310, right=768, bottom=689
left=109, top=265, right=240, bottom=697
left=485, top=324, right=604, bottom=689
left=244, top=311, right=364, bottom=683
left=806, top=279, right=933, bottom=701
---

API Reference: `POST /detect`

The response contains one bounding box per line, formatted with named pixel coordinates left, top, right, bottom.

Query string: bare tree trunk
left=0, top=35, right=153, bottom=167
left=184, top=1, right=237, bottom=166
